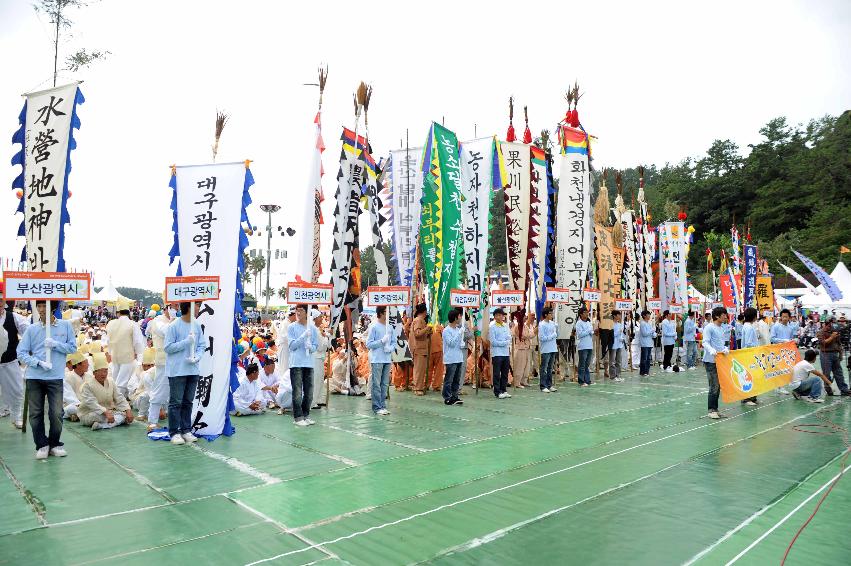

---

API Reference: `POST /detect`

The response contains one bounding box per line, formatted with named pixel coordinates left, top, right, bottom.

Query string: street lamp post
left=259, top=204, right=281, bottom=312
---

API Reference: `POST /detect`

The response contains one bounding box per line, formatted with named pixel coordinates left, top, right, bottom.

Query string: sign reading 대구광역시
left=2, top=271, right=90, bottom=301
left=366, top=286, right=410, bottom=307
left=287, top=282, right=333, bottom=305
left=164, top=276, right=220, bottom=303
left=450, top=289, right=480, bottom=308
left=490, top=289, right=525, bottom=308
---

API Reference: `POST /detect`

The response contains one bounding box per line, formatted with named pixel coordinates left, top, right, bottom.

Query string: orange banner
left=716, top=342, right=801, bottom=403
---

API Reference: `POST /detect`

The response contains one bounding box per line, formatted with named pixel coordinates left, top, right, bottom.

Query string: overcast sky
left=1, top=0, right=848, bottom=292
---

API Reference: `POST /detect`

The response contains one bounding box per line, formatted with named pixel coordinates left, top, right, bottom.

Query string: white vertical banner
left=555, top=135, right=592, bottom=339
left=643, top=226, right=655, bottom=308
left=174, top=162, right=245, bottom=437
left=21, top=82, right=80, bottom=271
left=531, top=146, right=549, bottom=307
left=295, top=111, right=324, bottom=282
left=389, top=148, right=423, bottom=287
left=459, top=137, right=494, bottom=332
left=501, top=141, right=531, bottom=294
left=621, top=210, right=638, bottom=313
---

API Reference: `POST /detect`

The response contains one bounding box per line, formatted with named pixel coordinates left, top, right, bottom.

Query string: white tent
left=798, top=262, right=851, bottom=309
left=90, top=277, right=134, bottom=306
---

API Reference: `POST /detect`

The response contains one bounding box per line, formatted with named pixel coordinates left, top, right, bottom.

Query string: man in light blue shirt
left=17, top=300, right=76, bottom=459
left=575, top=307, right=594, bottom=386
left=702, top=306, right=730, bottom=419
left=610, top=311, right=625, bottom=382
left=739, top=307, right=760, bottom=406
left=538, top=307, right=558, bottom=392
left=163, top=302, right=205, bottom=444
left=366, top=306, right=393, bottom=415
left=441, top=310, right=465, bottom=405
left=683, top=311, right=698, bottom=370
left=287, top=304, right=319, bottom=426
left=453, top=308, right=474, bottom=399
left=770, top=308, right=799, bottom=344
left=661, top=311, right=678, bottom=372
left=489, top=308, right=512, bottom=399
left=639, top=310, right=656, bottom=376
left=734, top=315, right=744, bottom=349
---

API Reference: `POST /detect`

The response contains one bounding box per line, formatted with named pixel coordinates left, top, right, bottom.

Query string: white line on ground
left=245, top=395, right=798, bottom=565
left=189, top=444, right=280, bottom=485
left=724, top=460, right=851, bottom=565
left=318, top=422, right=429, bottom=452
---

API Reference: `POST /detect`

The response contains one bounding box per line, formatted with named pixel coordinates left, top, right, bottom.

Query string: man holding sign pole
left=16, top=300, right=76, bottom=459
left=163, top=302, right=205, bottom=445
left=366, top=306, right=393, bottom=415
left=287, top=305, right=319, bottom=426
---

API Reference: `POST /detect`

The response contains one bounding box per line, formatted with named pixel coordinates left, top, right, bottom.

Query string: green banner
left=434, top=123, right=462, bottom=324
left=419, top=125, right=442, bottom=322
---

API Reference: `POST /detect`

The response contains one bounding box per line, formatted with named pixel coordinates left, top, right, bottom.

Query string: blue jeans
left=26, top=378, right=64, bottom=449
left=577, top=348, right=592, bottom=384
left=819, top=351, right=848, bottom=392
left=640, top=347, right=652, bottom=375
left=168, top=375, right=198, bottom=435
left=794, top=376, right=824, bottom=399
left=540, top=352, right=556, bottom=390
left=370, top=363, right=391, bottom=412
left=685, top=341, right=698, bottom=368
left=290, top=367, right=313, bottom=421
left=704, top=362, right=720, bottom=411
left=442, top=363, right=463, bottom=402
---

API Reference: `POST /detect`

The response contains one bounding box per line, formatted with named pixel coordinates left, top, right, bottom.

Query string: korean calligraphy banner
left=12, top=82, right=84, bottom=273
left=434, top=123, right=463, bottom=323
left=530, top=146, right=548, bottom=311
left=793, top=249, right=843, bottom=301
left=420, top=125, right=443, bottom=323
left=719, top=273, right=742, bottom=311
left=756, top=275, right=775, bottom=313
left=169, top=161, right=253, bottom=438
left=594, top=225, right=617, bottom=329
left=501, top=141, right=531, bottom=295
left=330, top=128, right=369, bottom=326
left=620, top=210, right=638, bottom=315
left=460, top=137, right=498, bottom=333
left=716, top=343, right=800, bottom=403
left=388, top=148, right=423, bottom=288
left=555, top=126, right=592, bottom=339
left=659, top=222, right=687, bottom=311
left=743, top=244, right=758, bottom=308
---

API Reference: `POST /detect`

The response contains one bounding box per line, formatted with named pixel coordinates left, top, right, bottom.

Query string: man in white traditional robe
left=231, top=363, right=264, bottom=416
left=259, top=357, right=281, bottom=408
left=77, top=353, right=134, bottom=430
left=274, top=368, right=293, bottom=414
left=63, top=351, right=88, bottom=421
left=104, top=303, right=146, bottom=399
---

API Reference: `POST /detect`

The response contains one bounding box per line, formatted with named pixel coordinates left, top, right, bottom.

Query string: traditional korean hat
left=91, top=352, right=109, bottom=372
left=87, top=340, right=103, bottom=354
left=142, top=347, right=156, bottom=365
left=68, top=351, right=86, bottom=367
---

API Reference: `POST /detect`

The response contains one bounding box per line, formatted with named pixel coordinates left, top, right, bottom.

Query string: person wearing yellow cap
left=104, top=301, right=146, bottom=399
left=63, top=352, right=89, bottom=422
left=0, top=297, right=30, bottom=429
left=77, top=352, right=134, bottom=430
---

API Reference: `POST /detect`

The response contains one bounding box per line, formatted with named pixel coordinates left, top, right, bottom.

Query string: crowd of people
left=1, top=290, right=849, bottom=460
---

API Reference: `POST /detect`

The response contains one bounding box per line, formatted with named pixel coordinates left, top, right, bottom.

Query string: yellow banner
left=716, top=342, right=801, bottom=403
left=756, top=275, right=774, bottom=312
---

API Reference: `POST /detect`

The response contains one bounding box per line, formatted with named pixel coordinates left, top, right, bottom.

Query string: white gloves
left=381, top=334, right=391, bottom=345
left=38, top=360, right=53, bottom=371
left=722, top=348, right=730, bottom=355
left=44, top=338, right=59, bottom=349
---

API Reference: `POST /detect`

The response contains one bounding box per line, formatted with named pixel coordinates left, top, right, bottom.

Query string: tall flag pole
left=302, top=66, right=327, bottom=282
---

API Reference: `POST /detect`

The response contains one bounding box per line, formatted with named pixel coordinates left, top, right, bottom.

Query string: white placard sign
left=366, top=286, right=410, bottom=307
left=450, top=289, right=480, bottom=308
left=165, top=276, right=220, bottom=303
left=583, top=288, right=601, bottom=303
left=287, top=282, right=333, bottom=305
left=545, top=287, right=572, bottom=304
left=615, top=299, right=633, bottom=311
left=2, top=271, right=90, bottom=301
left=669, top=303, right=684, bottom=314
left=491, top=290, right=525, bottom=308
left=647, top=298, right=662, bottom=311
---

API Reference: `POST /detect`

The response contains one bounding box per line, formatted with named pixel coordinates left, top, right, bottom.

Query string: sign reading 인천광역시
left=716, top=342, right=801, bottom=403
left=615, top=299, right=633, bottom=311
left=366, top=286, right=410, bottom=307
left=545, top=288, right=572, bottom=304
left=164, top=276, right=220, bottom=303
left=647, top=298, right=662, bottom=311
left=490, top=289, right=525, bottom=308
left=450, top=289, right=480, bottom=308
left=583, top=288, right=601, bottom=303
left=287, top=282, right=333, bottom=305
left=2, top=271, right=90, bottom=301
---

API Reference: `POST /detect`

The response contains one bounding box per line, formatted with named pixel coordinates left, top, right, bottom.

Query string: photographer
left=818, top=316, right=850, bottom=396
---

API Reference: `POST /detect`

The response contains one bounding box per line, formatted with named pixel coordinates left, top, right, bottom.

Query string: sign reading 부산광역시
left=164, top=276, right=220, bottom=303
left=2, top=271, right=90, bottom=301
left=490, top=289, right=525, bottom=308
left=366, top=286, right=411, bottom=307
left=287, top=282, right=333, bottom=305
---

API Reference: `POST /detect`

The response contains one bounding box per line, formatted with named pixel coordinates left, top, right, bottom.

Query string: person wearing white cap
left=77, top=352, right=134, bottom=430
left=63, top=351, right=88, bottom=421
left=104, top=300, right=146, bottom=399
left=311, top=308, right=330, bottom=408
left=0, top=296, right=29, bottom=428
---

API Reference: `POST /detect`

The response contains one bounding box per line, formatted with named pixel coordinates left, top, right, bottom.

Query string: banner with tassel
left=501, top=141, right=532, bottom=296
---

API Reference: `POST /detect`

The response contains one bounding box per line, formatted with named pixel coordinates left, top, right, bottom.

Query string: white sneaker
left=743, top=400, right=757, bottom=406
left=49, top=446, right=67, bottom=457
left=182, top=433, right=198, bottom=443
left=378, top=409, right=390, bottom=415
left=498, top=392, right=509, bottom=399
left=665, top=367, right=674, bottom=373
left=13, top=420, right=23, bottom=429
left=91, top=421, right=102, bottom=430
left=708, top=411, right=721, bottom=419
left=613, top=377, right=625, bottom=382
left=35, top=446, right=49, bottom=460
left=294, top=419, right=309, bottom=427
left=505, top=392, right=512, bottom=398
left=777, top=388, right=790, bottom=395
left=170, top=434, right=185, bottom=445
left=305, top=418, right=316, bottom=425
left=542, top=388, right=551, bottom=393
left=549, top=387, right=558, bottom=392
left=276, top=408, right=285, bottom=415
left=807, top=397, right=824, bottom=403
